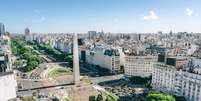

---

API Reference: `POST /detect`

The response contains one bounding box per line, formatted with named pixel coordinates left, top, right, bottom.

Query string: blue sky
left=0, top=0, right=201, bottom=33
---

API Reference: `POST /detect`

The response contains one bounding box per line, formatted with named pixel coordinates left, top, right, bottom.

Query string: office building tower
left=0, top=23, right=5, bottom=37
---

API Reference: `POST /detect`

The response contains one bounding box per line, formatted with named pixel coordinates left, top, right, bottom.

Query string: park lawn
left=81, top=77, right=93, bottom=85
left=47, top=67, right=72, bottom=78
left=22, top=96, right=35, bottom=101
left=65, top=96, right=73, bottom=101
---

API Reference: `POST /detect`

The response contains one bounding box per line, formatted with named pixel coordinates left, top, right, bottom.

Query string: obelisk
left=73, top=33, right=80, bottom=85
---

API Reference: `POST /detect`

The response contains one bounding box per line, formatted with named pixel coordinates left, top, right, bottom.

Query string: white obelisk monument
left=73, top=33, right=80, bottom=85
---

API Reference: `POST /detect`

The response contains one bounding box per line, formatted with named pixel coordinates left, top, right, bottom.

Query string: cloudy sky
left=0, top=0, right=201, bottom=33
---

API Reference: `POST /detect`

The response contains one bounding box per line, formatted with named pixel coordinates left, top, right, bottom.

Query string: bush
left=89, top=96, right=96, bottom=101
left=174, top=96, right=186, bottom=101
left=129, top=76, right=152, bottom=88
left=146, top=91, right=175, bottom=101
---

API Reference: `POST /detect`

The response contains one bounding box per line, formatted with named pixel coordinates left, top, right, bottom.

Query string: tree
left=14, top=60, right=23, bottom=68
left=174, top=96, right=186, bottom=101
left=26, top=61, right=38, bottom=72
left=22, top=52, right=32, bottom=60
left=146, top=91, right=175, bottom=101
left=12, top=46, right=18, bottom=55
left=28, top=55, right=42, bottom=63
left=52, top=97, right=59, bottom=101
left=96, top=94, right=103, bottom=101
left=65, top=55, right=73, bottom=66
left=129, top=76, right=152, bottom=87
left=89, top=96, right=96, bottom=101
left=11, top=38, right=44, bottom=72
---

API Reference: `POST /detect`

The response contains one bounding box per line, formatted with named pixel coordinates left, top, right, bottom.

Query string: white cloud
left=143, top=10, right=159, bottom=21
left=186, top=8, right=193, bottom=16
left=32, top=10, right=46, bottom=23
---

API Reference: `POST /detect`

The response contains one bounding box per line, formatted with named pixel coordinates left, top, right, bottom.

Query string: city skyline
left=1, top=1, right=201, bottom=101
left=0, top=0, right=201, bottom=33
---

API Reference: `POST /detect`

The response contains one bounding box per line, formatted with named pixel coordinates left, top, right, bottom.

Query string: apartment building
left=152, top=57, right=201, bottom=101
left=86, top=46, right=122, bottom=73
left=124, top=55, right=157, bottom=77
left=0, top=32, right=17, bottom=101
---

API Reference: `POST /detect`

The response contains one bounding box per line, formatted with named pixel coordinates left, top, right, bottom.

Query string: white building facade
left=0, top=73, right=17, bottom=101
left=0, top=25, right=17, bottom=100
left=152, top=63, right=177, bottom=94
left=152, top=62, right=201, bottom=101
left=124, top=55, right=157, bottom=77
left=181, top=71, right=201, bottom=101
left=86, top=46, right=121, bottom=73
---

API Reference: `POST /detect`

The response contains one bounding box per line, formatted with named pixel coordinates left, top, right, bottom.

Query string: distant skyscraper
left=24, top=27, right=32, bottom=41
left=25, top=27, right=30, bottom=35
left=0, top=22, right=5, bottom=37
left=139, top=34, right=141, bottom=41
left=73, top=33, right=80, bottom=85
left=88, top=31, right=97, bottom=39
left=169, top=30, right=173, bottom=36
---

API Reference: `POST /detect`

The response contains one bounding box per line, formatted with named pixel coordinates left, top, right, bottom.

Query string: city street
left=89, top=74, right=123, bottom=84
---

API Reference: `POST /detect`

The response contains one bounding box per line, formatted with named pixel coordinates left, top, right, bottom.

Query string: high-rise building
left=88, top=31, right=97, bottom=39
left=25, top=27, right=30, bottom=35
left=25, top=27, right=31, bottom=41
left=169, top=30, right=173, bottom=36
left=0, top=22, right=5, bottom=37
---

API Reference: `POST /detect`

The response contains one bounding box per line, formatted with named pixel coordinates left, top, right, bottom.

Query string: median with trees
left=11, top=38, right=45, bottom=72
left=28, top=41, right=73, bottom=65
